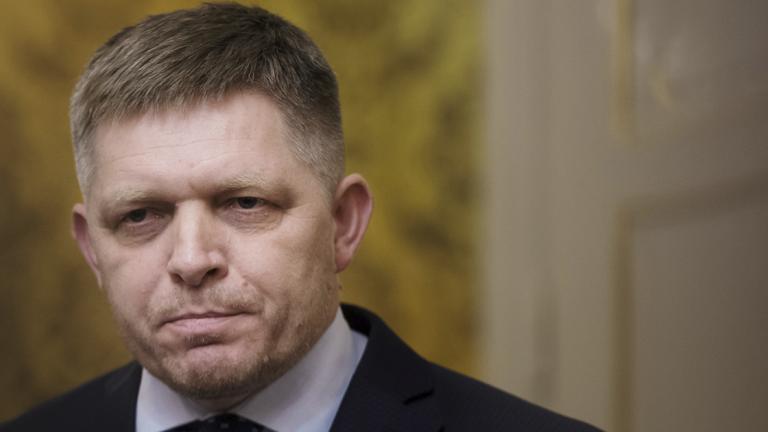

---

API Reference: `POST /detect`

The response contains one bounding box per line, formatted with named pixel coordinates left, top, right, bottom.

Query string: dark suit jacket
left=2, top=304, right=600, bottom=431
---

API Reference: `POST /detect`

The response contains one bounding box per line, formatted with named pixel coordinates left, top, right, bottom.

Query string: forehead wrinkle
left=97, top=137, right=274, bottom=163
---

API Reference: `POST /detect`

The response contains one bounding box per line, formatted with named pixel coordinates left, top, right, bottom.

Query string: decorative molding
left=612, top=172, right=768, bottom=432
left=612, top=0, right=635, bottom=143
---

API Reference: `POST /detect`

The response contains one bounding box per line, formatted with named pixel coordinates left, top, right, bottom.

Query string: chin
left=119, top=301, right=335, bottom=402
left=151, top=343, right=284, bottom=401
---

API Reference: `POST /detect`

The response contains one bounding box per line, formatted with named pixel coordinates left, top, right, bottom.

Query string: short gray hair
left=70, top=2, right=343, bottom=195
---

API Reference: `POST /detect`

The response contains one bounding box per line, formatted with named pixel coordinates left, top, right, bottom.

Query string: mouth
left=163, top=311, right=248, bottom=335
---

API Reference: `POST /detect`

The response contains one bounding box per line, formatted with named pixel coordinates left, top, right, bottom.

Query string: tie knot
left=168, top=413, right=269, bottom=432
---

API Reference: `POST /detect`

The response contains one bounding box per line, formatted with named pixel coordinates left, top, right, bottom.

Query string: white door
left=482, top=1, right=768, bottom=430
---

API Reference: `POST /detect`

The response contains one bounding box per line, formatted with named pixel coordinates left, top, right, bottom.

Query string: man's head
left=70, top=3, right=372, bottom=410
left=71, top=2, right=343, bottom=198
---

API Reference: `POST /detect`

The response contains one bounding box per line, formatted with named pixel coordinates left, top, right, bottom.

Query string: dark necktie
left=166, top=413, right=271, bottom=432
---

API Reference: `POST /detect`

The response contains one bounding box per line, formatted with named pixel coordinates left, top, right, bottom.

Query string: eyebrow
left=101, top=172, right=284, bottom=209
left=212, top=172, right=271, bottom=192
left=106, top=188, right=159, bottom=207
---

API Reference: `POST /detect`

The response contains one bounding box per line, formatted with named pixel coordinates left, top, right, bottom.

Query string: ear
left=72, top=203, right=103, bottom=287
left=332, top=174, right=373, bottom=272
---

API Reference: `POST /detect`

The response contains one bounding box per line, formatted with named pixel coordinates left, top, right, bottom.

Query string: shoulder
left=342, top=304, right=601, bottom=431
left=1, top=363, right=141, bottom=432
left=429, top=364, right=600, bottom=431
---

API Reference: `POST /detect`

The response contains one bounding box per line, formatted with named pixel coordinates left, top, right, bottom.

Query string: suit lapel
left=330, top=305, right=443, bottom=432
left=93, top=362, right=142, bottom=432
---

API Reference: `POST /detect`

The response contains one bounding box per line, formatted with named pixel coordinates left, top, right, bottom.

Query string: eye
left=234, top=197, right=265, bottom=209
left=125, top=208, right=148, bottom=223
left=221, top=195, right=281, bottom=228
left=113, top=206, right=168, bottom=242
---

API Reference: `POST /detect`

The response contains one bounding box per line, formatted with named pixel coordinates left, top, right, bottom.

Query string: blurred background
left=1, top=1, right=766, bottom=431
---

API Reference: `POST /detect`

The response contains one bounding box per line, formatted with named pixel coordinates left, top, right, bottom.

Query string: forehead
left=87, top=93, right=320, bottom=201
left=94, top=93, right=285, bottom=160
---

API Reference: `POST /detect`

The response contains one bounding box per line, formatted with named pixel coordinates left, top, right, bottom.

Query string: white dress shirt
left=135, top=308, right=367, bottom=432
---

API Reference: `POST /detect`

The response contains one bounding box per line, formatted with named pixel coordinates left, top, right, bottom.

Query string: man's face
left=74, top=93, right=345, bottom=406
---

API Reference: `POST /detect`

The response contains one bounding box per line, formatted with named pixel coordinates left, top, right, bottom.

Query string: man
left=3, top=3, right=598, bottom=431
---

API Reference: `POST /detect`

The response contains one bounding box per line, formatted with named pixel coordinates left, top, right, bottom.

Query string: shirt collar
left=135, top=307, right=367, bottom=432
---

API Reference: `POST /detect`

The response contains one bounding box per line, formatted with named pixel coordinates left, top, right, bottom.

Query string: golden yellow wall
left=0, top=0, right=481, bottom=419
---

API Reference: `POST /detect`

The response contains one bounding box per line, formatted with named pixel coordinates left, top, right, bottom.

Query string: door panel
left=483, top=1, right=768, bottom=430
left=631, top=191, right=768, bottom=431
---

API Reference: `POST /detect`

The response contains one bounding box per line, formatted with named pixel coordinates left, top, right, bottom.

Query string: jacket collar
left=99, top=361, right=142, bottom=432
left=331, top=304, right=442, bottom=432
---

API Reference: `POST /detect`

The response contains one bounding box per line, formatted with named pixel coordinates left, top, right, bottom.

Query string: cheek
left=98, top=244, right=168, bottom=313
left=235, top=221, right=337, bottom=299
left=279, top=223, right=335, bottom=277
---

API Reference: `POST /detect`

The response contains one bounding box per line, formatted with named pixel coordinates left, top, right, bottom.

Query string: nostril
left=207, top=263, right=228, bottom=280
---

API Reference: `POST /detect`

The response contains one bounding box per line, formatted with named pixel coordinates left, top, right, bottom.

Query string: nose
left=166, top=203, right=227, bottom=287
